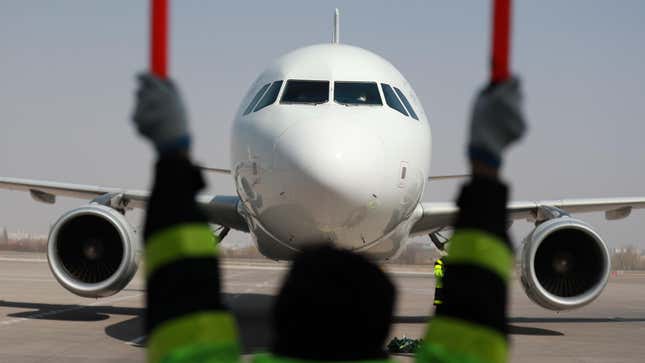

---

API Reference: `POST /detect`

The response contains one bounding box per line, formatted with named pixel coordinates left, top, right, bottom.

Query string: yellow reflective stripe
left=421, top=316, right=507, bottom=363
left=434, top=265, right=444, bottom=275
left=434, top=263, right=444, bottom=289
left=148, top=311, right=238, bottom=363
left=446, top=229, right=513, bottom=282
left=155, top=343, right=238, bottom=363
left=145, top=224, right=218, bottom=277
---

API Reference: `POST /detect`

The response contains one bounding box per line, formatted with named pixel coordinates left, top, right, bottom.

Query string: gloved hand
left=468, top=77, right=526, bottom=168
left=132, top=73, right=191, bottom=153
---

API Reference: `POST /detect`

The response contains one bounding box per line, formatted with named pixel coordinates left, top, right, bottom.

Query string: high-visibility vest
left=434, top=260, right=445, bottom=288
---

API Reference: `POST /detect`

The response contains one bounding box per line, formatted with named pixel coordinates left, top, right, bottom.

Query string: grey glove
left=132, top=73, right=191, bottom=153
left=468, top=77, right=526, bottom=167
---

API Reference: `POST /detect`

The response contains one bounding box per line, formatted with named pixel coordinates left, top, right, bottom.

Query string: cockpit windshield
left=381, top=83, right=408, bottom=116
left=394, top=87, right=418, bottom=120
left=281, top=80, right=329, bottom=104
left=334, top=82, right=382, bottom=106
left=243, top=83, right=270, bottom=115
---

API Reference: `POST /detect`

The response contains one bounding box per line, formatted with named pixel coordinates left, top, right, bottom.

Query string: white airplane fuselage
left=231, top=44, right=432, bottom=260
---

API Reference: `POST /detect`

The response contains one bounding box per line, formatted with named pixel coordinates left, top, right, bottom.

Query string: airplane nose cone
left=271, top=118, right=388, bottom=245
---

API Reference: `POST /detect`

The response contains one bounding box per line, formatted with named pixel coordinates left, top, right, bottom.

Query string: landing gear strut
left=211, top=225, right=230, bottom=244
left=429, top=229, right=450, bottom=251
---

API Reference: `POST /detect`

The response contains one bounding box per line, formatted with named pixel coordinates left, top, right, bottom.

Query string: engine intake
left=520, top=217, right=610, bottom=310
left=47, top=204, right=140, bottom=298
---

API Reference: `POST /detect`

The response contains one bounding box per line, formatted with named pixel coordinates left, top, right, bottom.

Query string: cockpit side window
left=281, top=80, right=329, bottom=104
left=254, top=80, right=283, bottom=112
left=334, top=82, right=382, bottom=106
left=243, top=83, right=270, bottom=115
left=394, top=87, right=418, bottom=120
left=381, top=83, right=408, bottom=116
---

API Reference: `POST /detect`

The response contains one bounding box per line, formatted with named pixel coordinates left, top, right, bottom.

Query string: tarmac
left=0, top=251, right=644, bottom=362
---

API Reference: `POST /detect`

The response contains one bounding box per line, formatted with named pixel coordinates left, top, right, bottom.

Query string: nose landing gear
left=429, top=229, right=450, bottom=251
left=211, top=225, right=230, bottom=244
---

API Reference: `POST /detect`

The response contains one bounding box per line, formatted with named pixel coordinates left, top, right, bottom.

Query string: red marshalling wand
left=491, top=0, right=512, bottom=83
left=150, top=0, right=169, bottom=78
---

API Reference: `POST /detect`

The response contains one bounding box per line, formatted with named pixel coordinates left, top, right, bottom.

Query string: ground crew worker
left=433, top=258, right=445, bottom=306
left=418, top=78, right=525, bottom=363
left=132, top=73, right=525, bottom=363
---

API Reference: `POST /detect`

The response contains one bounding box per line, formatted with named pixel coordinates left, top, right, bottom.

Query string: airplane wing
left=410, top=197, right=645, bottom=236
left=0, top=177, right=150, bottom=208
left=0, top=177, right=248, bottom=232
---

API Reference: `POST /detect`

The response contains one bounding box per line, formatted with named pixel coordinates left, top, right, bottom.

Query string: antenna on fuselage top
left=332, top=8, right=340, bottom=44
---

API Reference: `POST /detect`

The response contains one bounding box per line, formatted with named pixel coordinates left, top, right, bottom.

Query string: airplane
left=1, top=13, right=645, bottom=313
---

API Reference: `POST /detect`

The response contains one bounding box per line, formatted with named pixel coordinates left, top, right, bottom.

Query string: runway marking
left=227, top=279, right=273, bottom=300
left=222, top=269, right=261, bottom=280
left=0, top=293, right=142, bottom=328
left=223, top=263, right=434, bottom=277
left=224, top=282, right=280, bottom=290
left=399, top=287, right=434, bottom=295
left=0, top=277, right=53, bottom=282
left=222, top=264, right=287, bottom=271
left=0, top=256, right=433, bottom=277
left=126, top=335, right=147, bottom=346
left=387, top=271, right=434, bottom=277
left=0, top=257, right=47, bottom=263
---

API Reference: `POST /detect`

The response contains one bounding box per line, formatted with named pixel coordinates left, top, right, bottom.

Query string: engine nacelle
left=520, top=217, right=610, bottom=310
left=47, top=204, right=141, bottom=298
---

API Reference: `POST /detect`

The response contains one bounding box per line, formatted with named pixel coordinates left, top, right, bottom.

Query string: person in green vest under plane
left=132, top=73, right=525, bottom=363
left=434, top=258, right=445, bottom=306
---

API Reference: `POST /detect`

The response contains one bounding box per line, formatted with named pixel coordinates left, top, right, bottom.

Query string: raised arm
left=132, top=74, right=239, bottom=363
left=418, top=78, right=526, bottom=363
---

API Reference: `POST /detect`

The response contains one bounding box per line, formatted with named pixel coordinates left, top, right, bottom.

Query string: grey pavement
left=0, top=251, right=644, bottom=362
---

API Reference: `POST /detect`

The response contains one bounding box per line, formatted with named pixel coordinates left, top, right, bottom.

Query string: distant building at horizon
left=0, top=227, right=47, bottom=242
left=611, top=247, right=643, bottom=255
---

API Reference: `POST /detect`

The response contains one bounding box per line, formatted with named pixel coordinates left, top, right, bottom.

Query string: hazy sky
left=1, top=1, right=644, bottom=249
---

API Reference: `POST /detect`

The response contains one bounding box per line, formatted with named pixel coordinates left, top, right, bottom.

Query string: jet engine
left=47, top=204, right=140, bottom=298
left=520, top=217, right=610, bottom=310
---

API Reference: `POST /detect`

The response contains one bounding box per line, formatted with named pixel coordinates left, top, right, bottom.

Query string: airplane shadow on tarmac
left=223, top=292, right=275, bottom=353
left=0, top=300, right=145, bottom=347
left=0, top=293, right=277, bottom=353
left=105, top=315, right=146, bottom=347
